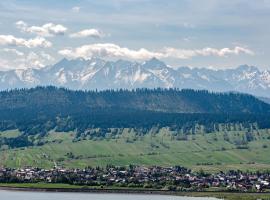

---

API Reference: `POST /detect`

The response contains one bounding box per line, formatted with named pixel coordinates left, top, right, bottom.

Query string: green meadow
left=1, top=128, right=270, bottom=172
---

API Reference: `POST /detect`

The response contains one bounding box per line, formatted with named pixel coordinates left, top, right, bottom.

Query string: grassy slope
left=0, top=128, right=270, bottom=172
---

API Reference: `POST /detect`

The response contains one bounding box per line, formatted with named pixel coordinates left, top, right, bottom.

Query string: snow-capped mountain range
left=1, top=57, right=270, bottom=97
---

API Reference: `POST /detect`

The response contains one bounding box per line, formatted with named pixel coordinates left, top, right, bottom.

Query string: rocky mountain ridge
left=0, top=57, right=270, bottom=97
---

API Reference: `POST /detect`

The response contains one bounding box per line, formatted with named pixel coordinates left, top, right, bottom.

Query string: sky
left=0, top=0, right=269, bottom=70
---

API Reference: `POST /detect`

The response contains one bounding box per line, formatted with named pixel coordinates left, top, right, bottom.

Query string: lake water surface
left=0, top=190, right=220, bottom=200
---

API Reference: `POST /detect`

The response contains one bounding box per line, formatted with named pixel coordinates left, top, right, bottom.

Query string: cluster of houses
left=0, top=166, right=269, bottom=192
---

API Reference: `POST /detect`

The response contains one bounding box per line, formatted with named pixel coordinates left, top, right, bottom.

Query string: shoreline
left=1, top=185, right=270, bottom=200
left=0, top=186, right=176, bottom=195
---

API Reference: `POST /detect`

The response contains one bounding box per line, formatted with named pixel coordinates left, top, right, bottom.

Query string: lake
left=0, top=190, right=220, bottom=200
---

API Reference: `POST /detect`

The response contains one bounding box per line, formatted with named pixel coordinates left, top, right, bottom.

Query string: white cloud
left=0, top=51, right=55, bottom=70
left=58, top=43, right=161, bottom=60
left=40, top=51, right=55, bottom=62
left=3, top=48, right=24, bottom=56
left=0, top=35, right=52, bottom=48
left=163, top=46, right=254, bottom=59
left=15, top=21, right=67, bottom=37
left=26, top=37, right=52, bottom=48
left=23, top=52, right=44, bottom=68
left=69, top=29, right=104, bottom=38
left=24, top=52, right=48, bottom=68
left=58, top=43, right=254, bottom=60
left=18, top=51, right=54, bottom=69
left=72, top=6, right=81, bottom=13
left=15, top=20, right=27, bottom=30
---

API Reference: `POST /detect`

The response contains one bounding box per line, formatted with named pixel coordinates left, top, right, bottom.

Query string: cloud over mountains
left=58, top=43, right=254, bottom=60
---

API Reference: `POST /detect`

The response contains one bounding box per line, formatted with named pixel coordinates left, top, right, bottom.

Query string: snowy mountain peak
left=143, top=57, right=167, bottom=69
left=236, top=65, right=259, bottom=72
left=0, top=58, right=270, bottom=97
left=56, top=57, right=69, bottom=66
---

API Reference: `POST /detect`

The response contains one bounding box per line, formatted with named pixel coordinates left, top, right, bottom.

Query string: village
left=0, top=166, right=269, bottom=192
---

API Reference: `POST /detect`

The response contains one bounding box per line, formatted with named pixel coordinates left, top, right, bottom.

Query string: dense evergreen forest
left=1, top=86, right=269, bottom=114
left=0, top=86, right=270, bottom=148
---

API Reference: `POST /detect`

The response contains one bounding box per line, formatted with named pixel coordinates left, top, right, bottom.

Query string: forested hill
left=0, top=86, right=270, bottom=140
left=0, top=86, right=269, bottom=114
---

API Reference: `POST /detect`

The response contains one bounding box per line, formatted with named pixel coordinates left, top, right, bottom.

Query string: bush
left=236, top=145, right=249, bottom=149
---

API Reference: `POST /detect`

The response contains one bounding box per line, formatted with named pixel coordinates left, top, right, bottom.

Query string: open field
left=0, top=128, right=270, bottom=172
